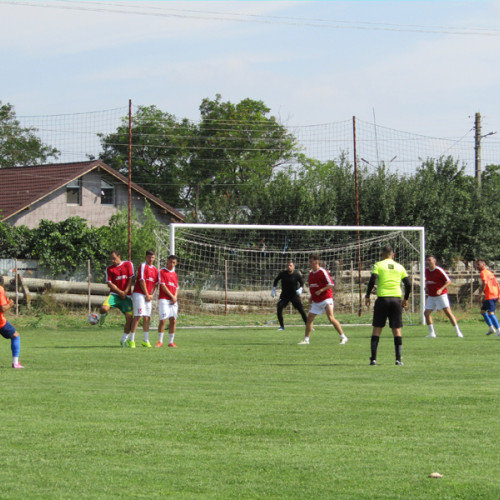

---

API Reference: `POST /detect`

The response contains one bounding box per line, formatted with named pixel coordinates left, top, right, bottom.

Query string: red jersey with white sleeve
left=159, top=268, right=178, bottom=302
left=425, top=266, right=450, bottom=297
left=133, top=263, right=159, bottom=295
left=106, top=260, right=134, bottom=296
left=308, top=267, right=334, bottom=303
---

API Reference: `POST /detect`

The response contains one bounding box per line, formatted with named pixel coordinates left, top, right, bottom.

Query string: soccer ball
left=88, top=312, right=100, bottom=325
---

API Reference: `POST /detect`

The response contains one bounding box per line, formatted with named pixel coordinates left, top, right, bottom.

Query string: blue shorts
left=0, top=321, right=17, bottom=339
left=482, top=299, right=498, bottom=313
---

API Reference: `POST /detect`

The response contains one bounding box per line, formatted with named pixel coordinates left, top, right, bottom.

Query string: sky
left=2, top=0, right=500, bottom=144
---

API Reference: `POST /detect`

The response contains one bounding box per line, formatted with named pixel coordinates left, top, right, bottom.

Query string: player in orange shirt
left=477, top=260, right=500, bottom=336
left=0, top=277, right=24, bottom=368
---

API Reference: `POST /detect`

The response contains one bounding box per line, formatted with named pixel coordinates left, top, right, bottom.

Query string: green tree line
left=1, top=97, right=499, bottom=269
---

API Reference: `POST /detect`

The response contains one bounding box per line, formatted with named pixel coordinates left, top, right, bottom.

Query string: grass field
left=1, top=318, right=499, bottom=499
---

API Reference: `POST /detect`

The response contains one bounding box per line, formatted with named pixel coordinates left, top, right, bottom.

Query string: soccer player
left=130, top=249, right=159, bottom=348
left=0, top=276, right=24, bottom=369
left=298, top=254, right=348, bottom=345
left=477, top=259, right=500, bottom=336
left=365, top=245, right=411, bottom=366
left=157, top=255, right=179, bottom=348
left=424, top=255, right=463, bottom=338
left=100, top=250, right=134, bottom=347
left=271, top=260, right=308, bottom=330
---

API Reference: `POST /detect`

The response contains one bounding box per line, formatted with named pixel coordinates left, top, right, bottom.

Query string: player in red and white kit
left=130, top=249, right=159, bottom=348
left=424, top=255, right=463, bottom=338
left=298, top=254, right=348, bottom=345
left=100, top=251, right=135, bottom=347
left=157, top=255, right=179, bottom=348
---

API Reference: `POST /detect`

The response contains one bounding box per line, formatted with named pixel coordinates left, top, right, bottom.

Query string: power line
left=2, top=0, right=500, bottom=37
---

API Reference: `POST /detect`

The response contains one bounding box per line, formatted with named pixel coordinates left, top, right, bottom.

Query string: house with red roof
left=0, top=160, right=184, bottom=228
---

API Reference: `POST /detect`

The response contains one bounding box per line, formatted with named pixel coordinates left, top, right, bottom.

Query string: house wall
left=7, top=170, right=176, bottom=228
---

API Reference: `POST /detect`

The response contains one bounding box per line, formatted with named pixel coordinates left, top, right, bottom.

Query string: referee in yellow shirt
left=365, top=245, right=412, bottom=366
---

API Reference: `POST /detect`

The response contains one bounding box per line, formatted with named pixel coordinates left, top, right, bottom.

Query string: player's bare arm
left=123, top=278, right=133, bottom=299
left=0, top=299, right=14, bottom=312
left=161, top=284, right=176, bottom=304
left=139, top=279, right=152, bottom=302
left=315, top=284, right=334, bottom=296
left=436, top=279, right=452, bottom=296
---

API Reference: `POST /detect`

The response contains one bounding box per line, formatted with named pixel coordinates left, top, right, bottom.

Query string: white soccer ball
left=88, top=312, right=100, bottom=325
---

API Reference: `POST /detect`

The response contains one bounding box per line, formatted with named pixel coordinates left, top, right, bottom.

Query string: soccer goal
left=154, top=224, right=425, bottom=324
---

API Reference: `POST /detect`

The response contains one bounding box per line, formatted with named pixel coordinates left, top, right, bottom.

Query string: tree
left=0, top=223, right=35, bottom=259
left=32, top=217, right=108, bottom=278
left=98, top=105, right=196, bottom=207
left=192, top=95, right=297, bottom=221
left=98, top=97, right=298, bottom=222
left=398, top=157, right=481, bottom=261
left=0, top=101, right=59, bottom=167
left=100, top=202, right=162, bottom=266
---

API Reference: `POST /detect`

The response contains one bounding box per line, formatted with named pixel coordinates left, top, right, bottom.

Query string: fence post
left=88, top=259, right=91, bottom=315
left=15, top=259, right=18, bottom=316
left=224, top=260, right=228, bottom=316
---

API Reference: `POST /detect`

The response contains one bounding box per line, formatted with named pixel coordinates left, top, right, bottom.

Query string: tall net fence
left=154, top=225, right=424, bottom=323
left=17, top=107, right=500, bottom=177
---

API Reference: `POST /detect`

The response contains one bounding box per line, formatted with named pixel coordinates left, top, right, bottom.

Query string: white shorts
left=425, top=294, right=450, bottom=311
left=309, top=298, right=334, bottom=316
left=132, top=292, right=152, bottom=317
left=159, top=299, right=178, bottom=320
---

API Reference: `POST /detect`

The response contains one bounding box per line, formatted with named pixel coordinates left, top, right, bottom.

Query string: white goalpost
left=155, top=224, right=425, bottom=324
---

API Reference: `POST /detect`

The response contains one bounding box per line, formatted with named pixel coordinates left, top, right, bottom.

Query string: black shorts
left=372, top=297, right=403, bottom=329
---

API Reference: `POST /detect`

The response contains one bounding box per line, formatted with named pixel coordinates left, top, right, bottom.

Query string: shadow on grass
left=31, top=345, right=124, bottom=349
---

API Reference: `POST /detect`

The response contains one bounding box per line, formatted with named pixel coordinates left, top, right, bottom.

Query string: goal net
left=155, top=224, right=425, bottom=325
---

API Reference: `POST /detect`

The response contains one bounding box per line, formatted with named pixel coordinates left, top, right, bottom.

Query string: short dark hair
left=110, top=250, right=120, bottom=257
left=168, top=254, right=178, bottom=262
left=426, top=255, right=436, bottom=260
left=146, top=249, right=155, bottom=257
left=309, top=253, right=320, bottom=262
left=382, top=245, right=394, bottom=257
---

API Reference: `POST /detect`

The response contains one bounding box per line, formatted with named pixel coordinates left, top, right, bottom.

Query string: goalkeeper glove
left=296, top=287, right=303, bottom=295
left=271, top=287, right=277, bottom=298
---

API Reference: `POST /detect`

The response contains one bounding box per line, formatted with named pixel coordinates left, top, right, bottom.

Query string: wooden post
left=224, top=259, right=228, bottom=316
left=18, top=274, right=31, bottom=310
left=470, top=261, right=474, bottom=309
left=350, top=260, right=354, bottom=314
left=353, top=116, right=362, bottom=316
left=475, top=112, right=481, bottom=189
left=128, top=99, right=133, bottom=261
left=15, top=259, right=19, bottom=315
left=88, top=259, right=91, bottom=315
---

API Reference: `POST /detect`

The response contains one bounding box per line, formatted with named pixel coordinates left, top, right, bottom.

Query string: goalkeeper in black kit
left=271, top=260, right=308, bottom=330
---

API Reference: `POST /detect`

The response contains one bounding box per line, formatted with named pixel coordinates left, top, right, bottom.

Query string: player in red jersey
left=298, top=254, right=348, bottom=345
left=424, top=256, right=463, bottom=338
left=477, top=259, right=500, bottom=336
left=100, top=251, right=135, bottom=346
left=130, top=249, right=159, bottom=348
left=157, top=255, right=179, bottom=348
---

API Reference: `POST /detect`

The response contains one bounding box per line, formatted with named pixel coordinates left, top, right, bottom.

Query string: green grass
left=1, top=320, right=499, bottom=499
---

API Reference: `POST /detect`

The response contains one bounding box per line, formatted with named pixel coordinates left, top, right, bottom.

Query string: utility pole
left=128, top=99, right=132, bottom=261
left=474, top=112, right=481, bottom=189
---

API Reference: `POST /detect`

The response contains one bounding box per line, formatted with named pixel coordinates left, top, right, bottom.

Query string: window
left=101, top=179, right=115, bottom=206
left=66, top=178, right=81, bottom=205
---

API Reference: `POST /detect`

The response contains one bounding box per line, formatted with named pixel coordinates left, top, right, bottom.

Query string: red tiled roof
left=0, top=160, right=184, bottom=222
